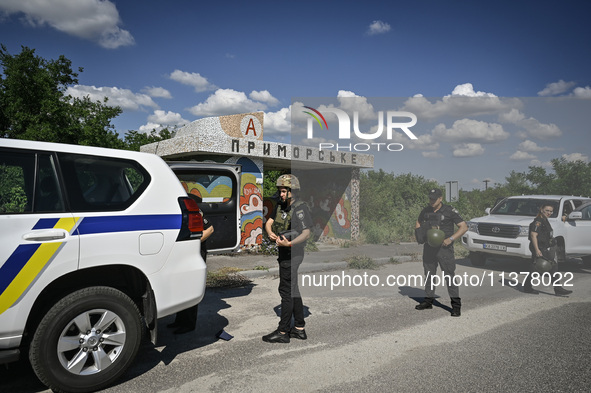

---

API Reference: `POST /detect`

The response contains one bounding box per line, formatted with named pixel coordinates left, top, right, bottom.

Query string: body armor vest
left=271, top=200, right=305, bottom=235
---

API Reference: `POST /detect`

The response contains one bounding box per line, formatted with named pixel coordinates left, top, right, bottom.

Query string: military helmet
left=426, top=228, right=445, bottom=247
left=534, top=256, right=554, bottom=273
left=276, top=174, right=300, bottom=190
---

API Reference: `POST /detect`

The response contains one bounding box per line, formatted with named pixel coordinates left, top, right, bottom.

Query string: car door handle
left=23, top=230, right=68, bottom=241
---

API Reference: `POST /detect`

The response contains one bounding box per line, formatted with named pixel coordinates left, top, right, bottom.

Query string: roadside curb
left=240, top=255, right=415, bottom=279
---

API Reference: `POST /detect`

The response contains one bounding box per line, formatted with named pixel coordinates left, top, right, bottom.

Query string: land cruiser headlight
left=467, top=221, right=479, bottom=233
left=518, top=225, right=529, bottom=237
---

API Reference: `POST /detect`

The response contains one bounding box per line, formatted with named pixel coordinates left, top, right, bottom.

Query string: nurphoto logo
left=303, top=106, right=418, bottom=152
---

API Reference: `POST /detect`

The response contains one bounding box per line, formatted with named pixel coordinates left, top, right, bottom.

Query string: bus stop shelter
left=141, top=112, right=374, bottom=248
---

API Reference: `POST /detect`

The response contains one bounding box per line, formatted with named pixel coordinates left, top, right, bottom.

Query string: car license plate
left=483, top=243, right=507, bottom=251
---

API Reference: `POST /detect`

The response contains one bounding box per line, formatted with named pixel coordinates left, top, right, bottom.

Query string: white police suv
left=0, top=139, right=240, bottom=392
left=462, top=195, right=591, bottom=266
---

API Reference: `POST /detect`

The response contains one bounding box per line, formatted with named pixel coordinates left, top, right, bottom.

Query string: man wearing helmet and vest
left=415, top=188, right=467, bottom=317
left=524, top=202, right=572, bottom=296
left=262, top=174, right=312, bottom=343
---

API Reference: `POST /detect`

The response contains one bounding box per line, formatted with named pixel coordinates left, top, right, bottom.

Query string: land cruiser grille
left=477, top=223, right=520, bottom=238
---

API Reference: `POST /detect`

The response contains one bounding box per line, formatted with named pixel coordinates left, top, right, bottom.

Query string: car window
left=0, top=149, right=66, bottom=214
left=490, top=198, right=558, bottom=217
left=35, top=154, right=65, bottom=212
left=57, top=153, right=150, bottom=212
left=0, top=150, right=34, bottom=214
left=572, top=199, right=585, bottom=209
left=562, top=200, right=574, bottom=217
left=581, top=205, right=591, bottom=220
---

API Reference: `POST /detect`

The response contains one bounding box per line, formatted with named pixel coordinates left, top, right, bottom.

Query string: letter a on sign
left=240, top=114, right=262, bottom=139
left=245, top=118, right=257, bottom=136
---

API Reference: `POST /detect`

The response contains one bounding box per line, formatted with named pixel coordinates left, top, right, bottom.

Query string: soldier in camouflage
left=262, top=174, right=313, bottom=343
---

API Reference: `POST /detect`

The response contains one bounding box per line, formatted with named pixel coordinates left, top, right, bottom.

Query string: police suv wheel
left=29, top=287, right=143, bottom=393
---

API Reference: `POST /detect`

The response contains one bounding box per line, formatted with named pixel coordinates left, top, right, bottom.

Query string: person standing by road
left=414, top=188, right=468, bottom=317
left=524, top=203, right=573, bottom=296
left=168, top=195, right=214, bottom=334
left=262, top=174, right=312, bottom=343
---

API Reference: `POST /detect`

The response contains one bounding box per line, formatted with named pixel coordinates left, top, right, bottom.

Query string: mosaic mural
left=228, top=157, right=264, bottom=248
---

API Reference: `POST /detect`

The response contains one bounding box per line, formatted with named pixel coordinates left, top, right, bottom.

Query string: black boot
left=262, top=330, right=290, bottom=343
left=554, top=286, right=573, bottom=296
left=450, top=297, right=461, bottom=317
left=523, top=277, right=539, bottom=294
left=415, top=298, right=434, bottom=310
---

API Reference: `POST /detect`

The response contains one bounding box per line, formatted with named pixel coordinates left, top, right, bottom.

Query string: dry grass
left=206, top=267, right=252, bottom=288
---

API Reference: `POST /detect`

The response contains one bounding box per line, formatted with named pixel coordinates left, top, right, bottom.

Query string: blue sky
left=1, top=0, right=590, bottom=191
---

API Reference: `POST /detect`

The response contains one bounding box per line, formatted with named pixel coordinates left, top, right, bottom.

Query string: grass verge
left=346, top=255, right=378, bottom=270
left=206, top=267, right=252, bottom=288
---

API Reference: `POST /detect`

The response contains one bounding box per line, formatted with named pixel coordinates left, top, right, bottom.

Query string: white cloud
left=66, top=85, right=158, bottom=111
left=402, top=83, right=515, bottom=120
left=169, top=70, right=217, bottom=92
left=367, top=20, right=391, bottom=35
left=529, top=159, right=553, bottom=168
left=448, top=83, right=497, bottom=98
left=142, top=86, right=172, bottom=99
left=499, top=109, right=562, bottom=140
left=264, top=107, right=291, bottom=134
left=336, top=90, right=376, bottom=120
left=391, top=133, right=439, bottom=151
left=520, top=118, right=562, bottom=139
left=537, top=80, right=576, bottom=96
left=432, top=119, right=509, bottom=143
left=517, top=140, right=555, bottom=152
left=562, top=152, right=588, bottom=163
left=249, top=90, right=279, bottom=106
left=510, top=151, right=536, bottom=161
left=188, top=88, right=267, bottom=116
left=147, top=110, right=188, bottom=126
left=573, top=86, right=591, bottom=98
left=452, top=143, right=485, bottom=158
left=139, top=110, right=188, bottom=134
left=498, top=108, right=525, bottom=123
left=0, top=0, right=134, bottom=48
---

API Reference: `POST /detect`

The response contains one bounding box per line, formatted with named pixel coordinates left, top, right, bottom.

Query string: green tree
left=454, top=185, right=510, bottom=221
left=547, top=158, right=591, bottom=196
left=359, top=170, right=439, bottom=243
left=525, top=166, right=555, bottom=194
left=123, top=128, right=174, bottom=151
left=504, top=170, right=534, bottom=195
left=262, top=170, right=283, bottom=198
left=0, top=45, right=122, bottom=147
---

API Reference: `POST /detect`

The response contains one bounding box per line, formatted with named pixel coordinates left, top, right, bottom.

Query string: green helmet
left=276, top=174, right=300, bottom=190
left=534, top=256, right=554, bottom=273
left=427, top=228, right=445, bottom=247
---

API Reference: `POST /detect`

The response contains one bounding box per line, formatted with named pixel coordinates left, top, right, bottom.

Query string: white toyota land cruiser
left=462, top=195, right=591, bottom=266
left=0, top=139, right=240, bottom=392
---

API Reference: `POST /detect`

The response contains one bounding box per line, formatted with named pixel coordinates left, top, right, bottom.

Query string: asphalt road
left=2, top=257, right=591, bottom=393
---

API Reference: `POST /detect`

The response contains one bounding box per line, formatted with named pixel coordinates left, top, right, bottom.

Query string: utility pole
left=483, top=179, right=490, bottom=190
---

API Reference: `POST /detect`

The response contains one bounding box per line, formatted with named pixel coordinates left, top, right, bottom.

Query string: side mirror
left=568, top=212, right=583, bottom=220
left=485, top=208, right=491, bottom=215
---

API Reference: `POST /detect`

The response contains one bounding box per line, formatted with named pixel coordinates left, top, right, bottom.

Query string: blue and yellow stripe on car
left=0, top=217, right=80, bottom=315
left=0, top=214, right=182, bottom=315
